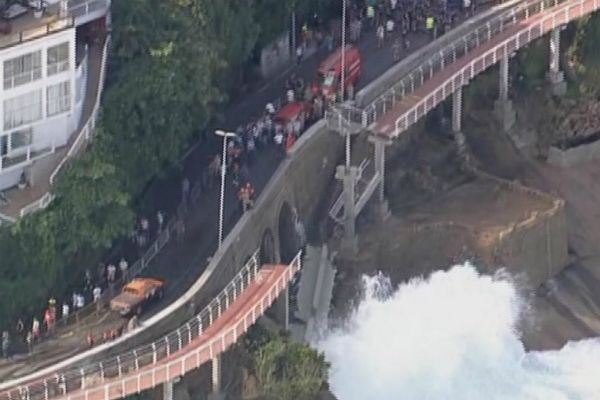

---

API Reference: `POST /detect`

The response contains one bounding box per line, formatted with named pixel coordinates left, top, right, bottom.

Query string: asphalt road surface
left=0, top=4, right=501, bottom=382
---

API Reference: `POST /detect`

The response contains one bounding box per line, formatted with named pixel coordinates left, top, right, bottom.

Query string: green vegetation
left=254, top=336, right=330, bottom=400
left=0, top=0, right=335, bottom=328
left=568, top=12, right=600, bottom=94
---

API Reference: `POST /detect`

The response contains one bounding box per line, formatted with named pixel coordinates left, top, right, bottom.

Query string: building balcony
left=0, top=0, right=109, bottom=51
left=0, top=2, right=73, bottom=50
left=68, top=0, right=110, bottom=27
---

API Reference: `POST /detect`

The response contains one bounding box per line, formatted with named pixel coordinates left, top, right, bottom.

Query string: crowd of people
left=1, top=211, right=167, bottom=359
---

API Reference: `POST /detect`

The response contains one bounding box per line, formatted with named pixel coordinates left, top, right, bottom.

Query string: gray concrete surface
left=547, top=141, right=600, bottom=167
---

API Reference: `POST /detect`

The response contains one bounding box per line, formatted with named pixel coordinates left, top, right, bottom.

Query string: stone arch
left=277, top=201, right=300, bottom=264
left=260, top=229, right=277, bottom=264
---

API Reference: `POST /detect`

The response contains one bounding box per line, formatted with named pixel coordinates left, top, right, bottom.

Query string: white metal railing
left=391, top=0, right=600, bottom=138
left=68, top=0, right=109, bottom=21
left=335, top=0, right=573, bottom=129
left=0, top=251, right=302, bottom=400
left=50, top=36, right=109, bottom=186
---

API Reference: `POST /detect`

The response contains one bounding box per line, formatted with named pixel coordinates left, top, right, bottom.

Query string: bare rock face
left=552, top=98, right=600, bottom=144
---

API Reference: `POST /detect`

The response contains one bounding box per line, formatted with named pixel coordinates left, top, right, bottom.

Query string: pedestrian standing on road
left=86, top=331, right=94, bottom=348
left=182, top=177, right=190, bottom=205
left=97, top=262, right=106, bottom=285
left=2, top=331, right=10, bottom=359
left=367, top=5, right=376, bottom=28
left=62, top=301, right=70, bottom=321
left=32, top=317, right=40, bottom=341
left=156, top=210, right=164, bottom=234
left=386, top=15, right=395, bottom=36
left=76, top=293, right=85, bottom=309
left=274, top=125, right=285, bottom=157
left=140, top=216, right=150, bottom=244
left=265, top=102, right=276, bottom=116
left=119, top=258, right=129, bottom=282
left=287, top=88, right=295, bottom=103
left=376, top=24, right=385, bottom=48
left=16, top=318, right=24, bottom=336
left=176, top=218, right=185, bottom=242
left=392, top=38, right=402, bottom=61
left=286, top=132, right=297, bottom=155
left=44, top=308, right=54, bottom=334
left=426, top=15, right=435, bottom=40
left=26, top=331, right=33, bottom=354
left=93, top=285, right=102, bottom=314
left=107, top=263, right=116, bottom=283
left=296, top=44, right=304, bottom=65
left=127, top=315, right=139, bottom=332
left=93, top=285, right=102, bottom=304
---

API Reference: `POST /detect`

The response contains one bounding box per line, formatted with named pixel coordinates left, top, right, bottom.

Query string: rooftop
left=0, top=2, right=73, bottom=50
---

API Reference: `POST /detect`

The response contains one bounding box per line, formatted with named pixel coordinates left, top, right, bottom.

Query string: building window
left=10, top=128, right=32, bottom=151
left=0, top=134, right=7, bottom=157
left=47, top=42, right=69, bottom=76
left=4, top=90, right=43, bottom=130
left=47, top=81, right=70, bottom=116
left=4, top=51, right=42, bottom=89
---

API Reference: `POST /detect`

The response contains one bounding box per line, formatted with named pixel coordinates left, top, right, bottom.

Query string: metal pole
left=218, top=136, right=227, bottom=249
left=291, top=9, right=296, bottom=58
left=341, top=0, right=350, bottom=168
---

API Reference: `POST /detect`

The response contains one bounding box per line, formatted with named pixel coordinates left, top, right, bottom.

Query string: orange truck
left=315, top=45, right=362, bottom=101
left=109, top=278, right=164, bottom=316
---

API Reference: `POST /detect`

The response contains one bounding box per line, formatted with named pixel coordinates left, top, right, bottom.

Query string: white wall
left=0, top=27, right=76, bottom=149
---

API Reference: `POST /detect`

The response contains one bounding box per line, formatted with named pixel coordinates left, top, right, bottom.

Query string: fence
left=0, top=251, right=303, bottom=400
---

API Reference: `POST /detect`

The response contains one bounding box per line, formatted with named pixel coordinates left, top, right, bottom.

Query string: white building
left=0, top=0, right=110, bottom=224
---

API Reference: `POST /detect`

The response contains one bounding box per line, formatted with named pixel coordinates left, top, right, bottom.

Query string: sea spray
left=316, top=264, right=600, bottom=400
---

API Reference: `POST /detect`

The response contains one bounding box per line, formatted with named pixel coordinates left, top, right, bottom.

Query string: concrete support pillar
left=208, top=356, right=225, bottom=400
left=163, top=379, right=174, bottom=400
left=493, top=57, right=516, bottom=132
left=547, top=27, right=567, bottom=96
left=369, top=135, right=391, bottom=221
left=335, top=165, right=358, bottom=254
left=452, top=87, right=467, bottom=156
left=274, top=286, right=290, bottom=331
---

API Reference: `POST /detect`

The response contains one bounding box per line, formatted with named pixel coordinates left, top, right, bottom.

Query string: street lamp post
left=214, top=130, right=237, bottom=250
left=340, top=0, right=350, bottom=168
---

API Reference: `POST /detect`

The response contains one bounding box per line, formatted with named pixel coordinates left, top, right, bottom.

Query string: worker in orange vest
left=286, top=132, right=297, bottom=155
left=238, top=182, right=255, bottom=212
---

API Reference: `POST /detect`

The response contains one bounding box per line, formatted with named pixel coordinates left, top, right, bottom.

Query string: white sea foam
left=316, top=264, right=600, bottom=400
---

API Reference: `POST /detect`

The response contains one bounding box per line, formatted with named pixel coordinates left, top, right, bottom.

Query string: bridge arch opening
left=278, top=202, right=300, bottom=264
left=260, top=229, right=277, bottom=264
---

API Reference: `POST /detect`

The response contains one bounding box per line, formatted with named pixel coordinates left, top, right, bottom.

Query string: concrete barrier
left=547, top=141, right=600, bottom=167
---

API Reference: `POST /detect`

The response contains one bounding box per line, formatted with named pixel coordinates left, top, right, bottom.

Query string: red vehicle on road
left=274, top=101, right=313, bottom=133
left=314, top=45, right=362, bottom=102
